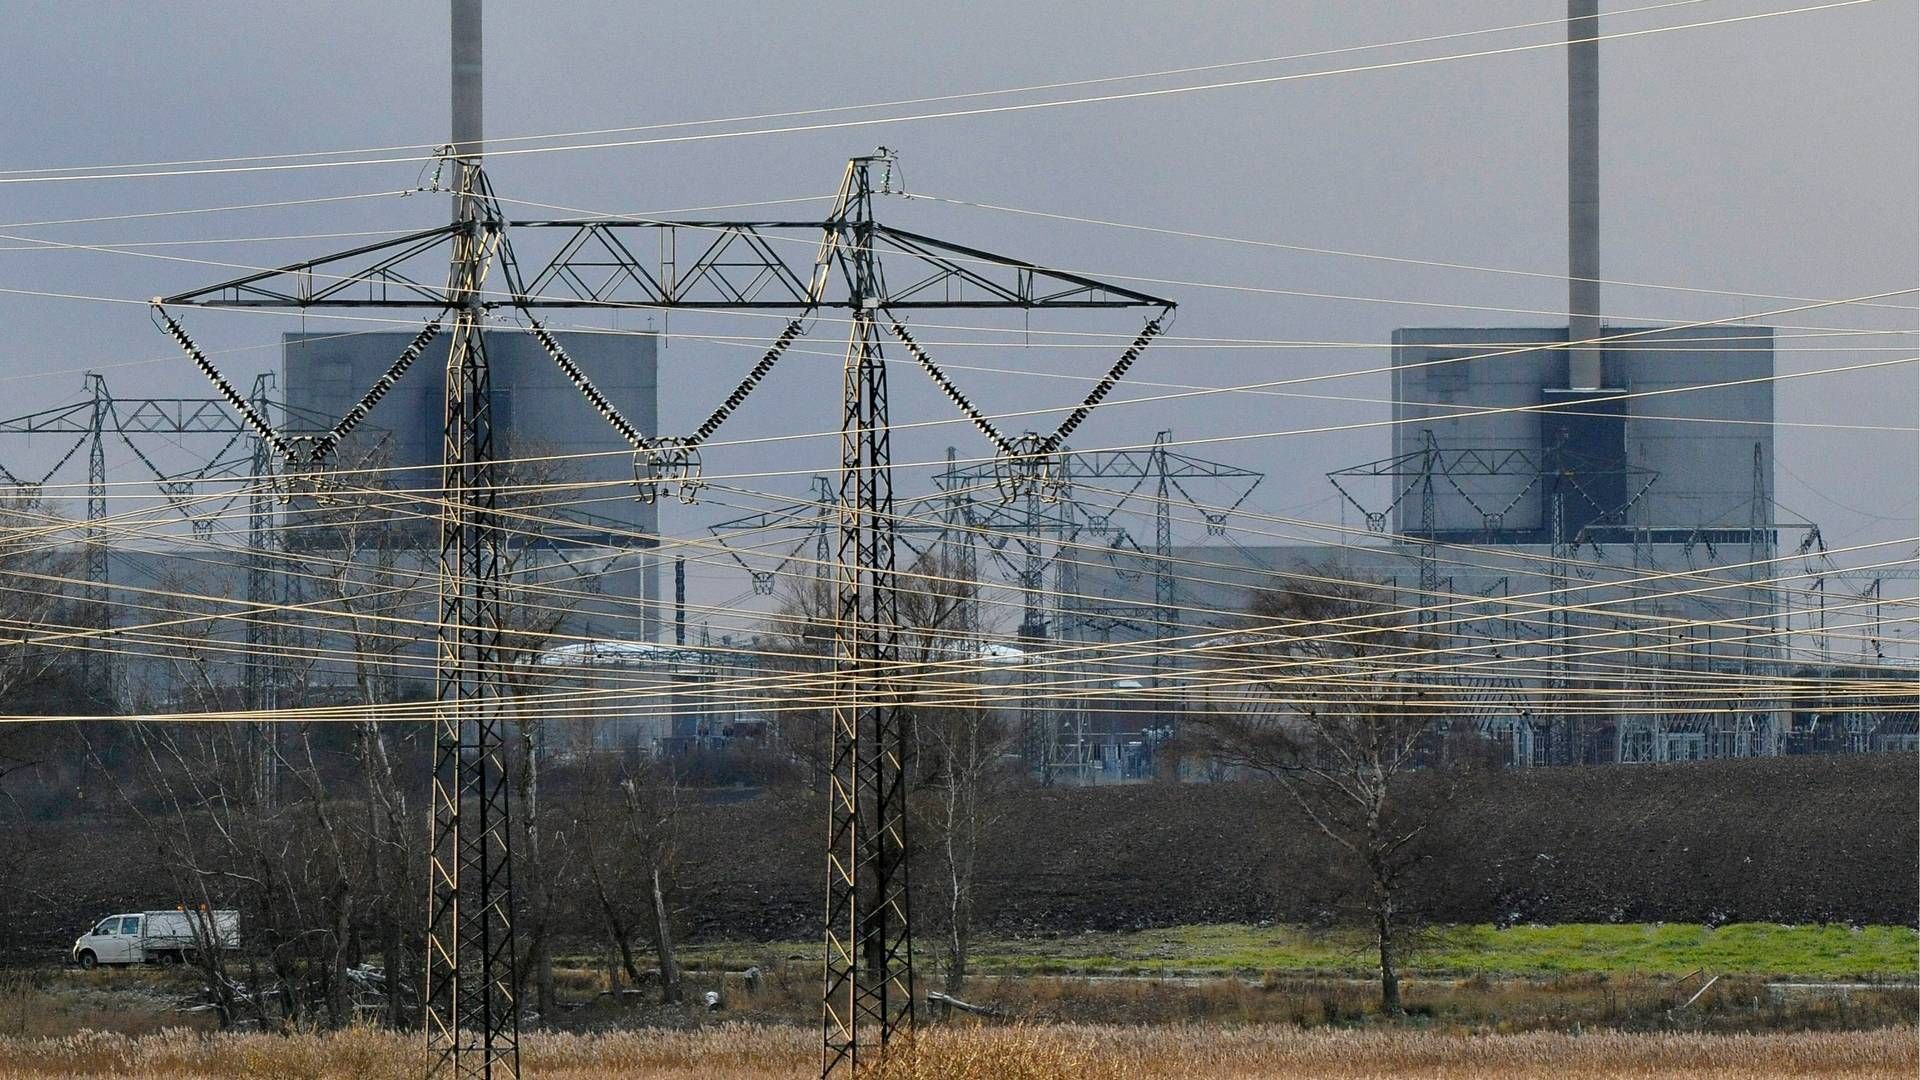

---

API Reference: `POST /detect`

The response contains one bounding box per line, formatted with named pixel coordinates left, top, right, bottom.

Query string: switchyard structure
left=1066, top=525, right=1913, bottom=769
left=0, top=373, right=334, bottom=795
left=708, top=435, right=1262, bottom=781
left=930, top=435, right=1261, bottom=777
left=1329, top=429, right=1665, bottom=764
left=1317, top=321, right=1840, bottom=764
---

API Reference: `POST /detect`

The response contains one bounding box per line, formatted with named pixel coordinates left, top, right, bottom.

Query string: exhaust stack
left=1567, top=0, right=1602, bottom=389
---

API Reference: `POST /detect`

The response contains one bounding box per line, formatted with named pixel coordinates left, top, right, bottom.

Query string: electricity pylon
left=155, top=132, right=1168, bottom=1072
left=0, top=373, right=316, bottom=724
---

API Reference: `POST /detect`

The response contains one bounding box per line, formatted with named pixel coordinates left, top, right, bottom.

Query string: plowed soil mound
left=2, top=754, right=1910, bottom=962
left=674, top=754, right=1917, bottom=941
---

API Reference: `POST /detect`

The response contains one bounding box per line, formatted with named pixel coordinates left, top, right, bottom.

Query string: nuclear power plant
left=1030, top=3, right=1911, bottom=769
left=2, top=3, right=1914, bottom=1074
left=8, top=0, right=1908, bottom=774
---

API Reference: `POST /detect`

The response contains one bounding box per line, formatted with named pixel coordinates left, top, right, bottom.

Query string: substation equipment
left=708, top=434, right=1265, bottom=781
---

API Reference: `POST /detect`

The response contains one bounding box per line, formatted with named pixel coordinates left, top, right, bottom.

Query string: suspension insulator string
left=887, top=317, right=1018, bottom=457
left=525, top=313, right=650, bottom=449
left=526, top=311, right=724, bottom=503
left=1042, top=313, right=1164, bottom=454
left=309, top=318, right=444, bottom=464
left=151, top=303, right=296, bottom=460
left=691, top=318, right=804, bottom=446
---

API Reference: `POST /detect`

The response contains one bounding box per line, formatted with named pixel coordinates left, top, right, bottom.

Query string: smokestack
left=1567, top=0, right=1602, bottom=389
left=451, top=0, right=483, bottom=162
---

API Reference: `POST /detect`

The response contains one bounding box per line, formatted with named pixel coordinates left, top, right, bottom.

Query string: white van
left=69, top=909, right=240, bottom=968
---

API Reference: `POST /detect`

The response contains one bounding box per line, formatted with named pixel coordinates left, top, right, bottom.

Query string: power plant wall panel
left=282, top=328, right=663, bottom=638
left=1391, top=328, right=1560, bottom=536
left=1614, top=327, right=1773, bottom=529
left=1390, top=325, right=1773, bottom=538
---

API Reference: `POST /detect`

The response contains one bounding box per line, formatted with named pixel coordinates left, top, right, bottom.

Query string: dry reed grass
left=0, top=971, right=215, bottom=1039
left=0, top=1023, right=1913, bottom=1079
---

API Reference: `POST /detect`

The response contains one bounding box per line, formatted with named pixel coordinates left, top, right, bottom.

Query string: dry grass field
left=0, top=1024, right=1912, bottom=1080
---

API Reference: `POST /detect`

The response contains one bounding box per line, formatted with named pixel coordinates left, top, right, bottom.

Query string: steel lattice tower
left=1019, top=481, right=1051, bottom=772
left=421, top=3, right=520, bottom=1069
left=1416, top=429, right=1440, bottom=631
left=820, top=154, right=915, bottom=1071
left=423, top=153, right=520, bottom=1077
left=1150, top=432, right=1178, bottom=722
left=83, top=375, right=109, bottom=692
left=243, top=374, right=283, bottom=805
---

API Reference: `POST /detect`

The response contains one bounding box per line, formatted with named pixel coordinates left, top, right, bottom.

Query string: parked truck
left=69, top=909, right=240, bottom=968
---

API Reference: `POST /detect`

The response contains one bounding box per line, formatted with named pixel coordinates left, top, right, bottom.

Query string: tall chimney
left=1567, top=0, right=1602, bottom=389
left=451, top=0, right=484, bottom=163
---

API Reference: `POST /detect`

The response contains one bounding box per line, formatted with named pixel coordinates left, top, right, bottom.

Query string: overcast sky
left=0, top=0, right=1911, bottom=616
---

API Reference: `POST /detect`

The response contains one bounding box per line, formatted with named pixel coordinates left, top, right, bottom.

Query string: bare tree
left=491, top=443, right=614, bottom=1022
left=758, top=572, right=837, bottom=784
left=761, top=544, right=1022, bottom=994
left=99, top=563, right=372, bottom=1031
left=893, top=548, right=1020, bottom=994
left=94, top=715, right=330, bottom=1030
left=1189, top=576, right=1455, bottom=1014
left=914, top=700, right=1016, bottom=993
left=575, top=750, right=684, bottom=1004
left=304, top=441, right=598, bottom=1024
left=86, top=453, right=435, bottom=1032
left=300, top=449, right=434, bottom=1026
left=0, top=495, right=92, bottom=801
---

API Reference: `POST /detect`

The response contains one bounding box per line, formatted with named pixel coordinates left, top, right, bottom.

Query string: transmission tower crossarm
left=868, top=224, right=1173, bottom=308
left=158, top=223, right=466, bottom=308
left=0, top=399, right=106, bottom=434
left=490, top=218, right=1176, bottom=311
left=0, top=391, right=320, bottom=437
left=1820, top=567, right=1920, bottom=581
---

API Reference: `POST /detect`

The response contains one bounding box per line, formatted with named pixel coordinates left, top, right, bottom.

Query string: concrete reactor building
left=1388, top=324, right=1773, bottom=545
left=281, top=327, right=663, bottom=640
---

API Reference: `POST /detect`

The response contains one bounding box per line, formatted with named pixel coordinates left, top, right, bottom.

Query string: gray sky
left=0, top=1, right=1911, bottom=614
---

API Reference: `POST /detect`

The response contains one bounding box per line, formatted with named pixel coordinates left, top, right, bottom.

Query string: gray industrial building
left=1368, top=323, right=1786, bottom=673
left=71, top=327, right=675, bottom=719
left=98, top=544, right=661, bottom=716
left=1065, top=532, right=1833, bottom=769
left=281, top=327, right=662, bottom=634
left=1388, top=325, right=1774, bottom=543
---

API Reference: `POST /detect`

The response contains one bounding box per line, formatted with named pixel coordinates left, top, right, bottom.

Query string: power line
left=0, top=2, right=1872, bottom=187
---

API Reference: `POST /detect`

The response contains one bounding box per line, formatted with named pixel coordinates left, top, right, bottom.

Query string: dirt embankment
left=674, top=754, right=1918, bottom=940
left=1, top=754, right=1911, bottom=962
